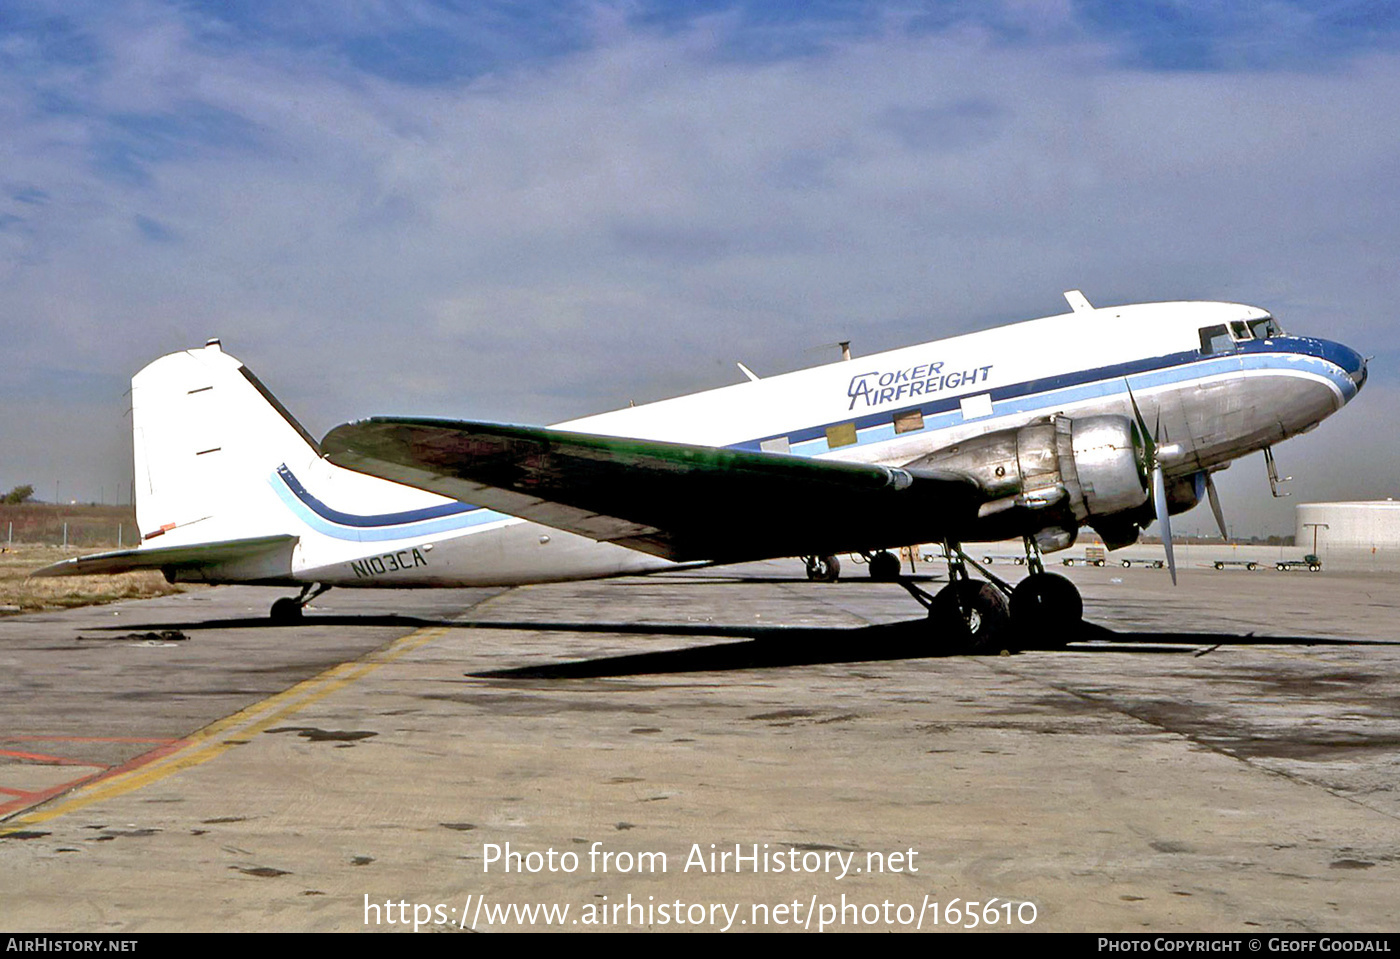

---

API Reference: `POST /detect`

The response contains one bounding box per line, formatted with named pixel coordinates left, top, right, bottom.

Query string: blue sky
left=2, top=0, right=1398, bottom=534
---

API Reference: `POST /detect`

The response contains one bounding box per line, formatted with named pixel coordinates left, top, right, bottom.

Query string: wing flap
left=322, top=418, right=980, bottom=562
left=31, top=534, right=298, bottom=578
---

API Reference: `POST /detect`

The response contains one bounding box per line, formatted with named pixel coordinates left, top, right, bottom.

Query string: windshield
left=1247, top=316, right=1283, bottom=339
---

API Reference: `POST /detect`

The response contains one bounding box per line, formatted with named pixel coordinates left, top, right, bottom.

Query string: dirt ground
left=0, top=544, right=187, bottom=615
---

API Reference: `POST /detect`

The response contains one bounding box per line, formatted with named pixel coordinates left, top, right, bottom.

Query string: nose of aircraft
left=1339, top=342, right=1368, bottom=392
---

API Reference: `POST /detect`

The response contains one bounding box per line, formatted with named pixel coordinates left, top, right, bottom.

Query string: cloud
left=1, top=1, right=1397, bottom=534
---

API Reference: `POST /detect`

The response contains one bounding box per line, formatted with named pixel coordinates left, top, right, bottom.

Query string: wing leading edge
left=322, top=418, right=980, bottom=563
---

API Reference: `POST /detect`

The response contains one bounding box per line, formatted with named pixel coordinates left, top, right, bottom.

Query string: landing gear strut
left=1007, top=537, right=1082, bottom=648
left=893, top=536, right=1083, bottom=652
left=896, top=541, right=1013, bottom=652
left=270, top=583, right=330, bottom=623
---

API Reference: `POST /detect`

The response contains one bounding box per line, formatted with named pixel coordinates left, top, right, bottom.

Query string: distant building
left=1295, top=501, right=1400, bottom=570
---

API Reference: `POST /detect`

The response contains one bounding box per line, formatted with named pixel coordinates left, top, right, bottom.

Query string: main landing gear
left=804, top=549, right=907, bottom=583
left=804, top=554, right=842, bottom=583
left=896, top=538, right=1083, bottom=652
left=270, top=583, right=331, bottom=623
left=866, top=550, right=903, bottom=582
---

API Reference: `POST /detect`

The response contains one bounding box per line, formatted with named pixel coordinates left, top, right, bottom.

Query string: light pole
left=1303, top=522, right=1329, bottom=557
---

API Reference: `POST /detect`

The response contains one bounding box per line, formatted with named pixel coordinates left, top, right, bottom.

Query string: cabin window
left=826, top=422, right=858, bottom=449
left=959, top=393, right=994, bottom=420
left=893, top=409, right=924, bottom=434
left=1198, top=325, right=1232, bottom=355
left=759, top=436, right=790, bottom=454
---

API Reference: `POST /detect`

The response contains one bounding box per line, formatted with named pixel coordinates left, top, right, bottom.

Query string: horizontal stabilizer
left=323, top=418, right=980, bottom=563
left=31, top=534, right=298, bottom=578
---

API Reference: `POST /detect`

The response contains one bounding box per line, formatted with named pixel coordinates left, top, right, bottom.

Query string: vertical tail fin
left=36, top=341, right=468, bottom=582
left=131, top=340, right=324, bottom=545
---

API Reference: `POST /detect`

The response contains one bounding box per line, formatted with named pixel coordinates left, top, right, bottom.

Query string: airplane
left=34, top=291, right=1367, bottom=651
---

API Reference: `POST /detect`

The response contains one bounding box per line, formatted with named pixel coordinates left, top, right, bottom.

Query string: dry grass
left=0, top=544, right=190, bottom=615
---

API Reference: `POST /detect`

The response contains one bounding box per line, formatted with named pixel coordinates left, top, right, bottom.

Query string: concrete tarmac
left=1, top=562, right=1397, bottom=933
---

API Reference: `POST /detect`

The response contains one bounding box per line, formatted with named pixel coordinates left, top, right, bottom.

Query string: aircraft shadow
left=642, top=574, right=945, bottom=586
left=88, top=613, right=1396, bottom=680
left=464, top=619, right=1396, bottom=680
left=84, top=614, right=457, bottom=632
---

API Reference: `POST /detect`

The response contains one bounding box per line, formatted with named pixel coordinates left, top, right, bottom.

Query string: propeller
left=1204, top=472, right=1228, bottom=541
left=1125, top=382, right=1177, bottom=585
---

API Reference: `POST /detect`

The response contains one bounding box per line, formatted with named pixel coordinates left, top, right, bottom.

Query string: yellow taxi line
left=0, top=625, right=449, bottom=834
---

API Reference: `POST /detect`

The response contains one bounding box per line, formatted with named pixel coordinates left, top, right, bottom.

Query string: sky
left=2, top=0, right=1398, bottom=537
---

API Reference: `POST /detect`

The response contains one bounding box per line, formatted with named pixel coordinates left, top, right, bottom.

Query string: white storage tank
left=1295, top=501, right=1400, bottom=570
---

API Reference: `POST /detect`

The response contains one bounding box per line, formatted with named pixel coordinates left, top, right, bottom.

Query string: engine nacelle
left=1165, top=471, right=1206, bottom=516
left=907, top=414, right=1149, bottom=545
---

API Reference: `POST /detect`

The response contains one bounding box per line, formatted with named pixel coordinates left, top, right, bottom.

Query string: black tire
left=1214, top=562, right=1225, bottom=570
left=806, top=555, right=841, bottom=583
left=1122, top=560, right=1132, bottom=568
left=868, top=550, right=902, bottom=581
left=1009, top=573, right=1083, bottom=647
left=270, top=597, right=304, bottom=623
left=930, top=581, right=1011, bottom=653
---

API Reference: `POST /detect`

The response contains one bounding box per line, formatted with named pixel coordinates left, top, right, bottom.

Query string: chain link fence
left=1, top=505, right=139, bottom=549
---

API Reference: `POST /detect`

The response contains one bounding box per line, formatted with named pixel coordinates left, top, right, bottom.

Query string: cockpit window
left=1247, top=316, right=1282, bottom=339
left=1230, top=320, right=1252, bottom=340
left=1198, top=324, right=1232, bottom=354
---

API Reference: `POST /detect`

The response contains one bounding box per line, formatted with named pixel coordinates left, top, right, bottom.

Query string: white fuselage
left=160, top=300, right=1365, bottom=588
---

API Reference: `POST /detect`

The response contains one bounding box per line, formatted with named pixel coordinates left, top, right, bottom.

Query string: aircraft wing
left=31, top=534, right=298, bottom=578
left=322, top=418, right=980, bottom=563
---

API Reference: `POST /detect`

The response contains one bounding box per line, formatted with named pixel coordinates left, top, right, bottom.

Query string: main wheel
left=805, top=554, right=841, bottom=583
left=930, top=581, right=1011, bottom=653
left=868, top=550, right=902, bottom=581
left=270, top=597, right=304, bottom=623
left=1009, top=572, right=1083, bottom=647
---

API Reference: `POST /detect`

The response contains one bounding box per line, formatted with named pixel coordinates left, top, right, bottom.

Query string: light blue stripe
left=838, top=352, right=1347, bottom=454
left=270, top=476, right=512, bottom=542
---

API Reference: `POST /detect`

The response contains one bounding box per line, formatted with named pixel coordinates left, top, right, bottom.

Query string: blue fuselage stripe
left=278, top=336, right=1356, bottom=538
left=731, top=337, right=1356, bottom=452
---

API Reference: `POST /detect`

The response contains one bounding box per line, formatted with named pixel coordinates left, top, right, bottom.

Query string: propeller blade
left=1129, top=379, right=1175, bottom=583
left=1205, top=472, right=1228, bottom=541
left=1124, top=381, right=1155, bottom=463
left=1153, top=465, right=1177, bottom=586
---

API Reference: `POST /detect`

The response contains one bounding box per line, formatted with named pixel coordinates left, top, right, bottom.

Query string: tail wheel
left=1009, top=573, right=1083, bottom=648
left=930, top=581, right=1011, bottom=653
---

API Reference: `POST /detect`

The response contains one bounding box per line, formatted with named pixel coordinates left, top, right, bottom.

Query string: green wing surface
left=322, top=418, right=979, bottom=563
